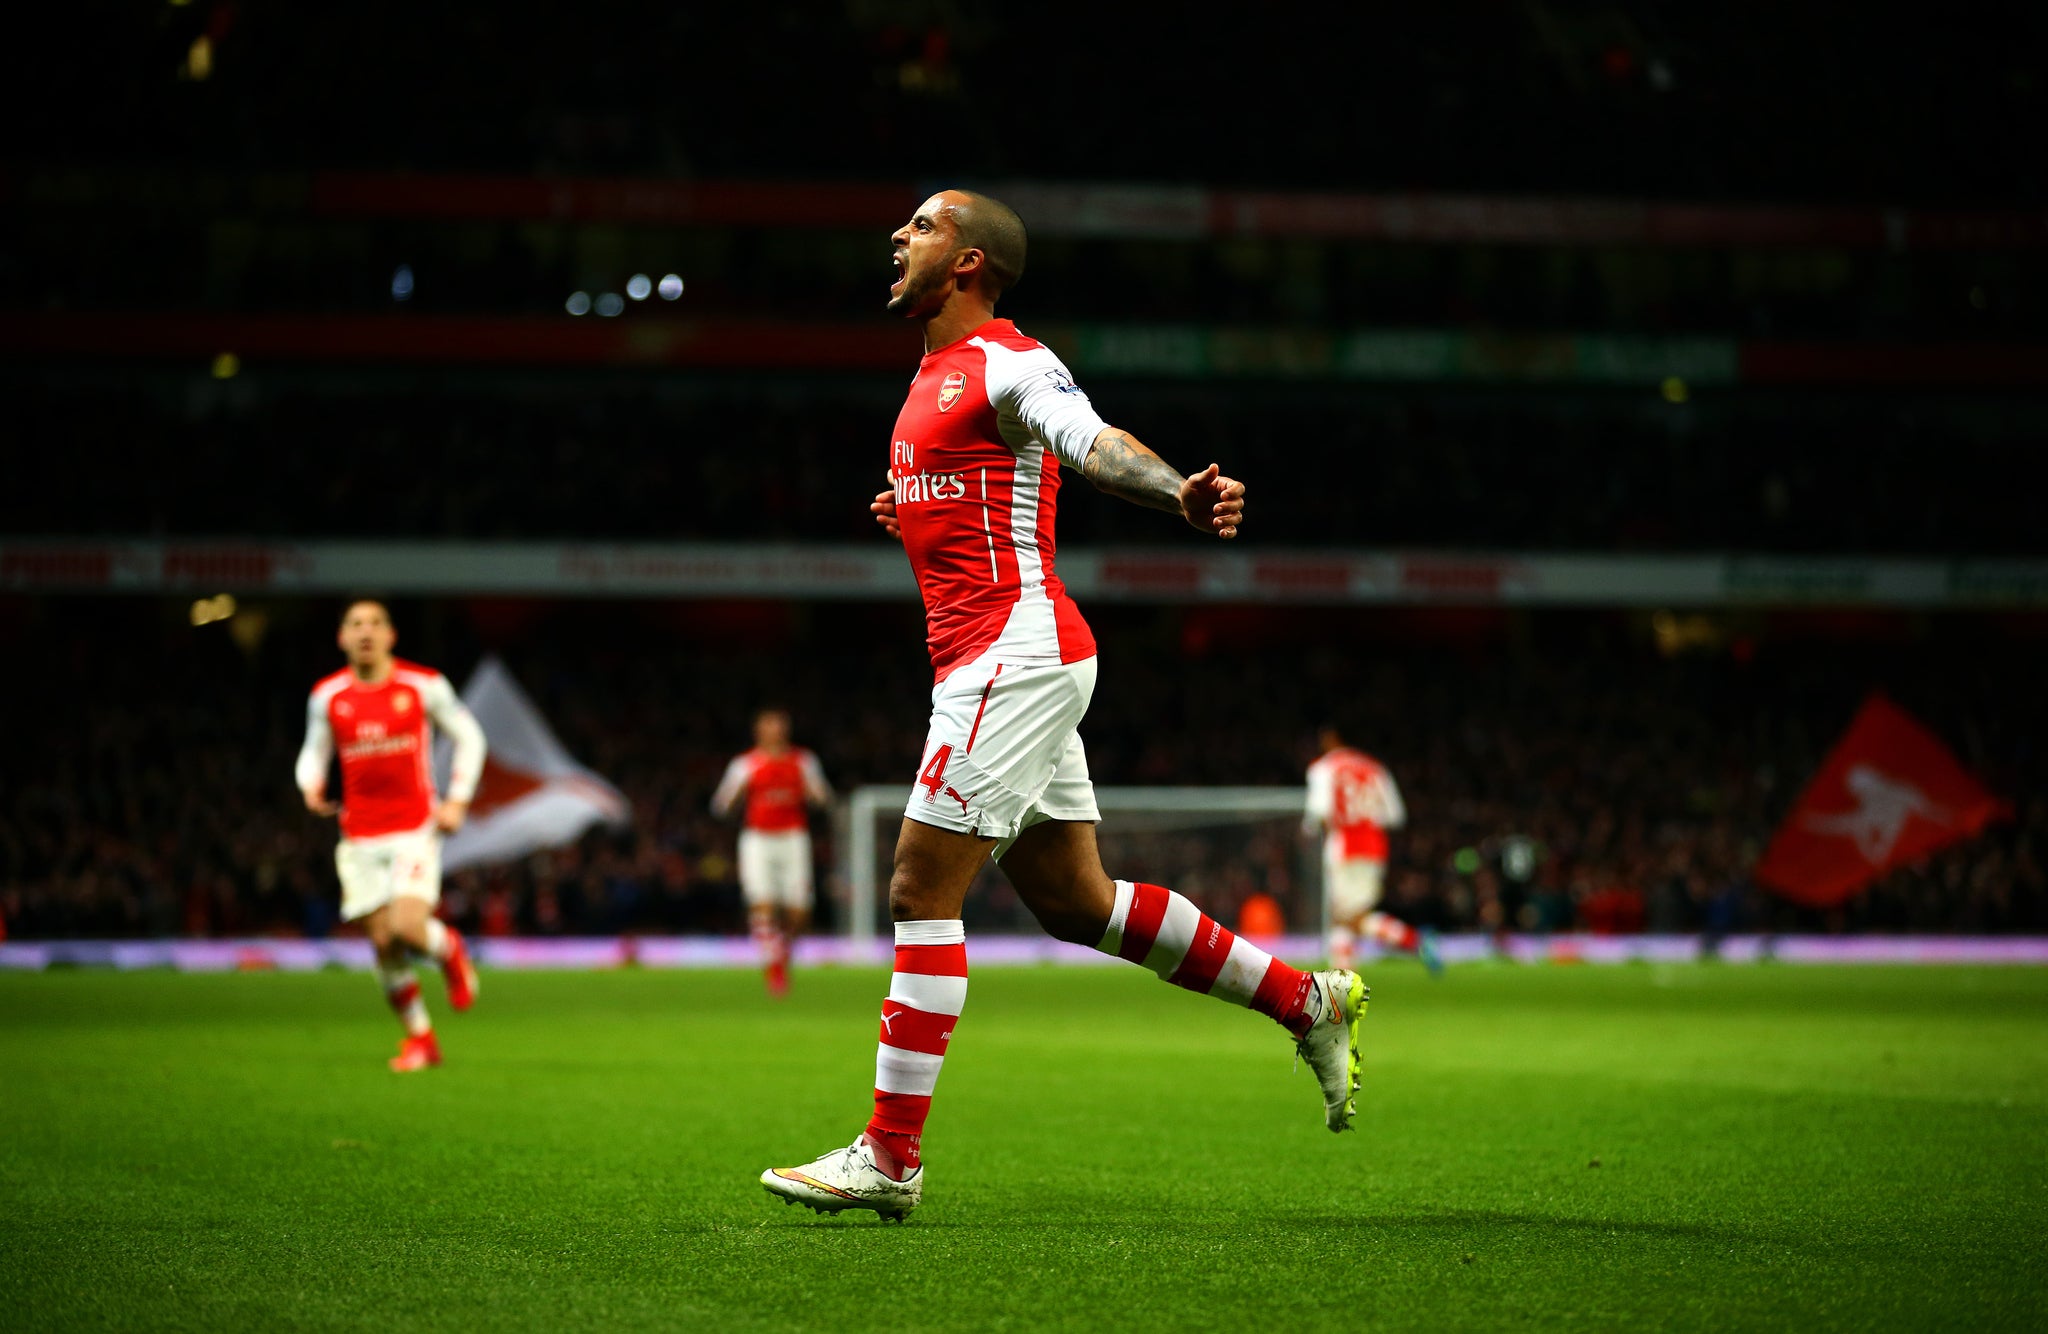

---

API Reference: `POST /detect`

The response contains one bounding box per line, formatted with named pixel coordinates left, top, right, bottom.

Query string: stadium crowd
left=4, top=600, right=2040, bottom=942
left=13, top=376, right=2040, bottom=557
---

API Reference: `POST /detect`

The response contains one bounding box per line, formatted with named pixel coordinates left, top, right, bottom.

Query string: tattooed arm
left=1079, top=427, right=1246, bottom=539
left=990, top=350, right=1245, bottom=539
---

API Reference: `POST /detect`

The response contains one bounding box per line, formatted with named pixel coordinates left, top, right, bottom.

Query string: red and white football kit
left=712, top=746, right=832, bottom=908
left=1305, top=747, right=1407, bottom=916
left=296, top=660, right=486, bottom=921
left=889, top=318, right=1109, bottom=851
left=822, top=318, right=1331, bottom=1195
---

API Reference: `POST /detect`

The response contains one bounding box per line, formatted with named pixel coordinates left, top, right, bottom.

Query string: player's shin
left=1096, top=880, right=1314, bottom=1037
left=864, top=919, right=966, bottom=1181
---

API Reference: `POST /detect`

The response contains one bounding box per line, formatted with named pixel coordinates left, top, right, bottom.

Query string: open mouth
left=890, top=251, right=906, bottom=294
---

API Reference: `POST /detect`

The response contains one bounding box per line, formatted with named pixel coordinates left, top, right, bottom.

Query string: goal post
left=840, top=785, right=1319, bottom=946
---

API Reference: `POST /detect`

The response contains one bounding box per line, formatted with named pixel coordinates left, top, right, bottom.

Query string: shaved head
left=948, top=190, right=1027, bottom=299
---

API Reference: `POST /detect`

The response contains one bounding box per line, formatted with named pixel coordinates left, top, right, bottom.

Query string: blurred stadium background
left=2, top=1, right=2043, bottom=951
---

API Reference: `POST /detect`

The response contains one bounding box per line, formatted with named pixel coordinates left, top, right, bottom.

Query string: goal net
left=838, top=785, right=1322, bottom=947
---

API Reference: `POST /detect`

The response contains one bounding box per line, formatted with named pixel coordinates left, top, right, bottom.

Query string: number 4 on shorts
left=918, top=744, right=954, bottom=803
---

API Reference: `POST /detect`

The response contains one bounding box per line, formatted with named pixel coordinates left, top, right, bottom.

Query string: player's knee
left=886, top=822, right=989, bottom=921
left=887, top=874, right=943, bottom=923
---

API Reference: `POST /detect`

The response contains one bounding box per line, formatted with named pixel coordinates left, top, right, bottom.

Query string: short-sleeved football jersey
left=303, top=660, right=464, bottom=839
left=712, top=747, right=828, bottom=833
left=1306, top=747, right=1407, bottom=863
left=888, top=319, right=1108, bottom=682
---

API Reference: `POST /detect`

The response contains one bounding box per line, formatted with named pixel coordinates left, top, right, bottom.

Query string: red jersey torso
left=735, top=748, right=815, bottom=833
left=1311, top=747, right=1400, bottom=862
left=889, top=319, right=1104, bottom=682
left=311, top=660, right=443, bottom=839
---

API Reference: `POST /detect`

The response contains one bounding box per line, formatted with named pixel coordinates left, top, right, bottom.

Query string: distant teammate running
left=760, top=190, right=1367, bottom=1221
left=711, top=708, right=833, bottom=996
left=1305, top=728, right=1440, bottom=975
left=295, top=600, right=486, bottom=1072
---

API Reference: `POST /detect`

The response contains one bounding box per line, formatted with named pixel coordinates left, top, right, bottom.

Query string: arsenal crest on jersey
left=938, top=371, right=966, bottom=412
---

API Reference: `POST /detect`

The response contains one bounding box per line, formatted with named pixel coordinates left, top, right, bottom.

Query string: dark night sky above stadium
left=19, top=2, right=2047, bottom=203
left=6, top=3, right=2045, bottom=559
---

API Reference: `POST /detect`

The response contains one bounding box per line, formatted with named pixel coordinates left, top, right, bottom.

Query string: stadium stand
left=3, top=599, right=2039, bottom=941
left=8, top=378, right=2042, bottom=556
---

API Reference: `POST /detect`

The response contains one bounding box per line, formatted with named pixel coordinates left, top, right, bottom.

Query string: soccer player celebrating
left=761, top=191, right=1368, bottom=1221
left=1305, top=727, right=1441, bottom=975
left=295, top=600, right=487, bottom=1072
left=711, top=708, right=834, bottom=996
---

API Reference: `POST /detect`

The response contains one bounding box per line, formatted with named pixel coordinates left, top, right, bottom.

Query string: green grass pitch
left=3, top=963, right=2045, bottom=1331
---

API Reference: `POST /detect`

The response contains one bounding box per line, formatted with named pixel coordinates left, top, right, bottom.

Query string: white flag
left=433, top=656, right=630, bottom=872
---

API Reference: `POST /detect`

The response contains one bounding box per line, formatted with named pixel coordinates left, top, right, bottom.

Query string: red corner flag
left=1755, top=694, right=2005, bottom=908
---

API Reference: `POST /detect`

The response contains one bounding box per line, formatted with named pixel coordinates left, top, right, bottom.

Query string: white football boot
left=1295, top=969, right=1369, bottom=1132
left=761, top=1137, right=922, bottom=1222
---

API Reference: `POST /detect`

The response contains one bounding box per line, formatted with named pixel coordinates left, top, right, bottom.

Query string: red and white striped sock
left=1098, top=881, right=1315, bottom=1037
left=863, top=919, right=966, bottom=1181
left=1365, top=912, right=1420, bottom=953
left=420, top=918, right=452, bottom=962
left=1328, top=925, right=1357, bottom=970
left=378, top=964, right=431, bottom=1037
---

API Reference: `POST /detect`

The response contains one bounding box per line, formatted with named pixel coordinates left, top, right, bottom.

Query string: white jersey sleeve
left=1303, top=758, right=1334, bottom=835
left=710, top=755, right=749, bottom=817
left=420, top=673, right=487, bottom=804
left=799, top=749, right=833, bottom=806
left=980, top=341, right=1110, bottom=469
left=294, top=691, right=334, bottom=795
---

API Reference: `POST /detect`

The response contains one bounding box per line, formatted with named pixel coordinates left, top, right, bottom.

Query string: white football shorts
left=904, top=653, right=1100, bottom=857
left=1324, top=853, right=1388, bottom=919
left=336, top=823, right=442, bottom=922
left=738, top=828, right=814, bottom=909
